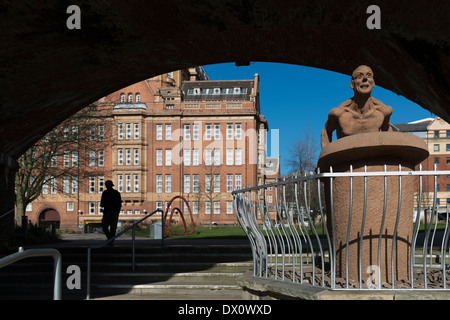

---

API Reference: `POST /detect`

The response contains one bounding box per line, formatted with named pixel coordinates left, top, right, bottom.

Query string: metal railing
left=86, top=208, right=163, bottom=300
left=0, top=247, right=62, bottom=299
left=233, top=165, right=450, bottom=291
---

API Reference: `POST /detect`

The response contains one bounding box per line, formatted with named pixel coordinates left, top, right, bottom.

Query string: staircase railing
left=0, top=247, right=62, bottom=300
left=86, top=208, right=163, bottom=300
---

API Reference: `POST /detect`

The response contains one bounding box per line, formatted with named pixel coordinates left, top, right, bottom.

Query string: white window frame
left=156, top=124, right=163, bottom=140
left=156, top=149, right=162, bottom=166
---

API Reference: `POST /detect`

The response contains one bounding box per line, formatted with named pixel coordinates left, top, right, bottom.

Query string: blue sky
left=203, top=62, right=435, bottom=175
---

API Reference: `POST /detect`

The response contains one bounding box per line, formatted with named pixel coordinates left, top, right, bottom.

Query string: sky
left=203, top=62, right=435, bottom=176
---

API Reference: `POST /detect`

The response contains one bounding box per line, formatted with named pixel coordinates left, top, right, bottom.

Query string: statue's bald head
left=351, top=65, right=373, bottom=79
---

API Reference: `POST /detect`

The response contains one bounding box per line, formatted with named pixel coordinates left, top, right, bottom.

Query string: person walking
left=100, top=180, right=122, bottom=244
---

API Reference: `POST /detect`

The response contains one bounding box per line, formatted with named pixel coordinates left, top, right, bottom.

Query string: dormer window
left=193, top=88, right=201, bottom=95
left=233, top=87, right=241, bottom=94
left=213, top=88, right=221, bottom=94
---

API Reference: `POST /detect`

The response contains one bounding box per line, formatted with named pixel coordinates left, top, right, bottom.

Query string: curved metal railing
left=233, top=165, right=450, bottom=291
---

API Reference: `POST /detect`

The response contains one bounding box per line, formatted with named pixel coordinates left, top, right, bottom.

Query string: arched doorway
left=38, top=208, right=61, bottom=230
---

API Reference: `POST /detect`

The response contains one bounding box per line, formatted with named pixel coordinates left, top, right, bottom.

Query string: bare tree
left=15, top=106, right=111, bottom=227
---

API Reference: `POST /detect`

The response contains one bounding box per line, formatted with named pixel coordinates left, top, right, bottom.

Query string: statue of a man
left=321, top=65, right=393, bottom=148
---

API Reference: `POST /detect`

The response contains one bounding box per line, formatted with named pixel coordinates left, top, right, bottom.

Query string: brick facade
left=24, top=68, right=280, bottom=231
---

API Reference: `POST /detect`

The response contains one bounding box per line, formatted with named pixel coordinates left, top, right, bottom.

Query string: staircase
left=0, top=240, right=253, bottom=300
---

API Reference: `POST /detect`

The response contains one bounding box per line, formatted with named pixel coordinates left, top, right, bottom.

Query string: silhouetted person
left=100, top=180, right=122, bottom=244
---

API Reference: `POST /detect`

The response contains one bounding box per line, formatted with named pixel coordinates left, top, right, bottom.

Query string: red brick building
left=24, top=67, right=280, bottom=231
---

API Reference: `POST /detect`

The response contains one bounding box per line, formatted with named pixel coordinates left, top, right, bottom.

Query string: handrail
left=0, top=208, right=15, bottom=221
left=0, top=247, right=62, bottom=300
left=86, top=208, right=163, bottom=300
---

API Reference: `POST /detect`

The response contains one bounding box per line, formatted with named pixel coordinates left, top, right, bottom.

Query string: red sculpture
left=163, top=196, right=195, bottom=236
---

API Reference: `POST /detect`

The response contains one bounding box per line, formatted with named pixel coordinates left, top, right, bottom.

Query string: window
left=134, top=149, right=139, bottom=165
left=125, top=148, right=131, bottom=165
left=205, top=124, right=212, bottom=140
left=89, top=126, right=95, bottom=141
left=165, top=175, right=171, bottom=193
left=235, top=174, right=242, bottom=190
left=205, top=175, right=211, bottom=193
left=89, top=150, right=95, bottom=167
left=214, top=175, right=220, bottom=193
left=128, top=93, right=133, bottom=102
left=205, top=201, right=211, bottom=215
left=214, top=149, right=220, bottom=166
left=118, top=123, right=123, bottom=140
left=64, top=151, right=69, bottom=167
left=89, top=202, right=96, bottom=215
left=118, top=149, right=123, bottom=165
left=118, top=174, right=123, bottom=193
left=43, top=176, right=49, bottom=194
left=235, top=148, right=242, bottom=165
left=125, top=174, right=131, bottom=193
left=120, top=93, right=125, bottom=102
left=184, top=175, right=190, bottom=193
left=126, top=123, right=131, bottom=139
left=227, top=124, right=233, bottom=140
left=98, top=125, right=104, bottom=141
left=71, top=151, right=78, bottom=167
left=156, top=124, right=163, bottom=140
left=156, top=201, right=163, bottom=211
left=134, top=174, right=139, bottom=192
left=156, top=149, right=162, bottom=166
left=213, top=201, right=220, bottom=215
left=435, top=157, right=441, bottom=165
left=184, top=124, right=191, bottom=140
left=447, top=144, right=450, bottom=151
left=193, top=124, right=199, bottom=140
left=50, top=176, right=57, bottom=194
left=134, top=123, right=139, bottom=139
left=193, top=175, right=199, bottom=193
left=67, top=202, right=74, bottom=212
left=89, top=176, right=95, bottom=193
left=214, top=124, right=220, bottom=140
left=227, top=201, right=233, bottom=215
left=63, top=176, right=69, bottom=194
left=447, top=158, right=450, bottom=165
left=213, top=88, right=220, bottom=94
left=233, top=87, right=241, bottom=94
left=98, top=176, right=104, bottom=193
left=268, top=194, right=273, bottom=203
left=71, top=176, right=77, bottom=194
left=184, top=149, right=191, bottom=166
left=192, top=202, right=199, bottom=215
left=434, top=144, right=440, bottom=152
left=235, top=124, right=242, bottom=140
left=136, top=93, right=141, bottom=102
left=435, top=131, right=440, bottom=138
left=51, top=156, right=57, bottom=167
left=165, top=124, right=171, bottom=140
left=227, top=174, right=233, bottom=192
left=98, top=150, right=104, bottom=167
left=156, top=175, right=162, bottom=193
left=226, top=148, right=233, bottom=165
left=190, top=149, right=199, bottom=166
left=205, top=149, right=212, bottom=166
left=165, top=149, right=171, bottom=166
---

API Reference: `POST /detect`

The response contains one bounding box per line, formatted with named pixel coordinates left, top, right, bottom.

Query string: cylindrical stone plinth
left=317, top=132, right=429, bottom=285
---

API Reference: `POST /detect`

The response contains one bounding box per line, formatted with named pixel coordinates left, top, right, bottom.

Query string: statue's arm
left=381, top=105, right=393, bottom=132
left=321, top=111, right=337, bottom=148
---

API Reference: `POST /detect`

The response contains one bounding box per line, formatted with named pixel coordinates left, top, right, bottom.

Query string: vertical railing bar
left=317, top=167, right=332, bottom=288
left=377, top=165, right=388, bottom=289
left=273, top=180, right=286, bottom=281
left=329, top=166, right=336, bottom=289
left=294, top=179, right=305, bottom=283
left=264, top=186, right=278, bottom=280
left=283, top=177, right=299, bottom=283
left=411, top=165, right=423, bottom=289
left=391, top=164, right=403, bottom=289
left=359, top=165, right=368, bottom=289
left=345, top=165, right=354, bottom=289
left=441, top=203, right=450, bottom=289
left=303, top=173, right=325, bottom=287
left=423, top=167, right=438, bottom=289
left=256, top=188, right=269, bottom=278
